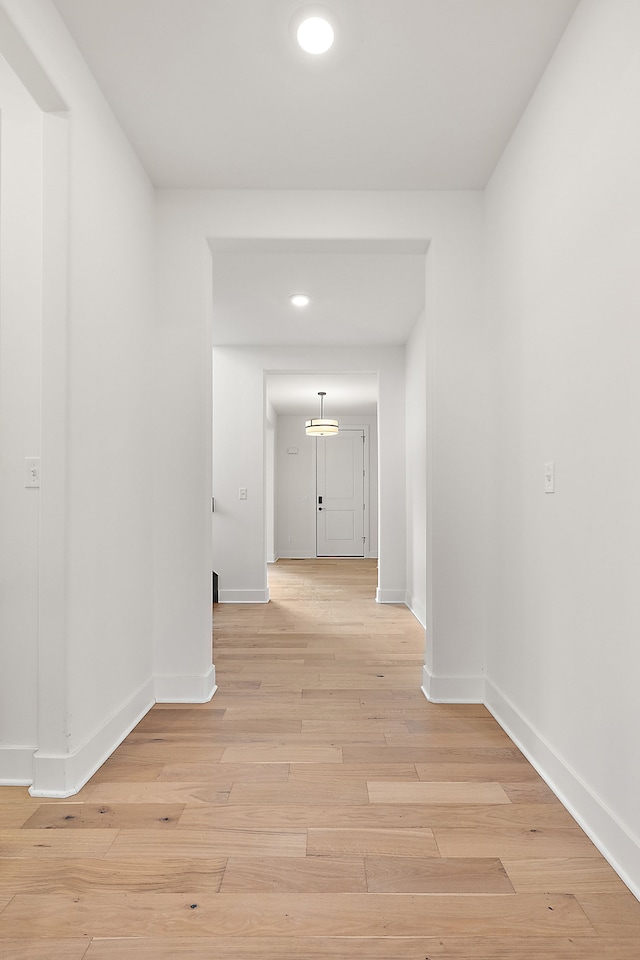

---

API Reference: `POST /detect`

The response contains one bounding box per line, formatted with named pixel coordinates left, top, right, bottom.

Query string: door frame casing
left=314, top=425, right=371, bottom=559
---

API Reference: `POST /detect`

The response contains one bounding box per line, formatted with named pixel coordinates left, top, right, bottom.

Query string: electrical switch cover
left=239, top=487, right=247, bottom=500
left=544, top=461, right=555, bottom=494
left=25, top=457, right=40, bottom=488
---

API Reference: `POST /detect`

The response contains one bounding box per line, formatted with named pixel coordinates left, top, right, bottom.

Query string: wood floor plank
left=503, top=781, right=561, bottom=803
left=503, top=858, right=630, bottom=893
left=364, top=856, right=515, bottom=893
left=21, top=802, right=185, bottom=829
left=415, top=761, right=542, bottom=783
left=0, top=858, right=226, bottom=895
left=0, top=829, right=117, bottom=858
left=0, top=805, right=35, bottom=828
left=367, top=781, right=511, bottom=804
left=0, top=940, right=90, bottom=960
left=301, top=688, right=392, bottom=700
left=0, top=788, right=31, bottom=804
left=288, top=762, right=419, bottom=782
left=0, top=892, right=597, bottom=938
left=86, top=757, right=166, bottom=783
left=130, top=703, right=230, bottom=719
left=220, top=744, right=342, bottom=763
left=342, top=744, right=525, bottom=764
left=81, top=782, right=233, bottom=804
left=215, top=730, right=387, bottom=745
left=307, top=827, right=439, bottom=858
left=124, top=723, right=302, bottom=742
left=301, top=719, right=409, bottom=735
left=226, top=780, right=369, bottom=805
left=384, top=730, right=514, bottom=748
left=393, top=743, right=526, bottom=760
left=434, top=826, right=599, bottom=859
left=406, top=716, right=510, bottom=734
left=114, top=743, right=225, bottom=762
left=0, top=559, right=632, bottom=959
left=220, top=856, right=367, bottom=892
left=224, top=701, right=409, bottom=720
left=155, top=762, right=289, bottom=783
left=576, top=893, right=640, bottom=936
left=80, top=936, right=640, bottom=960
left=104, top=828, right=307, bottom=859
left=170, top=801, right=574, bottom=832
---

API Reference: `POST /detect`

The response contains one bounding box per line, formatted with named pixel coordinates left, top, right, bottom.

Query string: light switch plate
left=544, top=461, right=555, bottom=494
left=25, top=457, right=40, bottom=488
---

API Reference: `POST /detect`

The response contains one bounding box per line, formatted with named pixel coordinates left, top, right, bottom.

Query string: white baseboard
left=155, top=664, right=217, bottom=703
left=276, top=553, right=315, bottom=560
left=218, top=589, right=269, bottom=603
left=376, top=588, right=406, bottom=604
left=421, top=664, right=484, bottom=703
left=0, top=746, right=37, bottom=786
left=485, top=678, right=640, bottom=901
left=29, top=678, right=155, bottom=798
left=23, top=667, right=217, bottom=798
left=406, top=593, right=427, bottom=628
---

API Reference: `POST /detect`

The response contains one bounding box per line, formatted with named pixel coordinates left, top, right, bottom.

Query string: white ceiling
left=52, top=0, right=579, bottom=412
left=267, top=373, right=378, bottom=416
left=209, top=239, right=428, bottom=347
left=53, top=0, right=578, bottom=191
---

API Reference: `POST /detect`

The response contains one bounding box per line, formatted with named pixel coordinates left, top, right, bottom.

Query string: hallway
left=0, top=559, right=639, bottom=957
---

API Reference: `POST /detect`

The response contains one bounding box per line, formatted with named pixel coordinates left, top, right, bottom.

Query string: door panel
left=316, top=430, right=365, bottom=557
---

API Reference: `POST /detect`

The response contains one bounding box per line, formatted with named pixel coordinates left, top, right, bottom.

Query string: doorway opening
left=316, top=429, right=367, bottom=558
left=265, top=372, right=378, bottom=567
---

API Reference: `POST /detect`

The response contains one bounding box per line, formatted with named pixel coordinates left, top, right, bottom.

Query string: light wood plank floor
left=1, top=558, right=639, bottom=959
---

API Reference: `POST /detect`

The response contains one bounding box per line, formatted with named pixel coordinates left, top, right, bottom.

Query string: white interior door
left=316, top=429, right=365, bottom=557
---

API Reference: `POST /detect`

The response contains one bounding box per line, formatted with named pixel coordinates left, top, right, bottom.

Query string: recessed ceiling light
left=290, top=294, right=311, bottom=307
left=296, top=15, right=334, bottom=55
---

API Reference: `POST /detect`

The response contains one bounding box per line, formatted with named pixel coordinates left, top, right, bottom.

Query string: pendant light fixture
left=305, top=391, right=339, bottom=436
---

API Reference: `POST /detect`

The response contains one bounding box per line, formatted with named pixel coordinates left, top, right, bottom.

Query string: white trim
left=486, top=678, right=640, bottom=901
left=29, top=679, right=155, bottom=798
left=421, top=664, right=484, bottom=703
left=0, top=746, right=37, bottom=785
left=218, top=589, right=269, bottom=603
left=376, top=588, right=406, bottom=604
left=406, top=593, right=426, bottom=628
left=277, top=551, right=316, bottom=560
left=316, top=425, right=371, bottom=559
left=155, top=665, right=217, bottom=704
left=0, top=7, right=67, bottom=112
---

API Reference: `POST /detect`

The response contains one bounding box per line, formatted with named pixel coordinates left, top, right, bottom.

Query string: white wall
left=0, top=55, right=43, bottom=780
left=0, top=0, right=158, bottom=794
left=275, top=413, right=378, bottom=561
left=485, top=0, right=640, bottom=897
left=405, top=309, right=427, bottom=627
left=265, top=411, right=276, bottom=563
left=156, top=189, right=486, bottom=687
left=213, top=348, right=393, bottom=599
left=1, top=10, right=488, bottom=791
left=211, top=347, right=269, bottom=601
left=275, top=414, right=320, bottom=560
left=421, top=210, right=488, bottom=702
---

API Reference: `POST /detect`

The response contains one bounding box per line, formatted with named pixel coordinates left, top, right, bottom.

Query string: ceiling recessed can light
left=296, top=15, right=334, bottom=55
left=290, top=294, right=311, bottom=307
